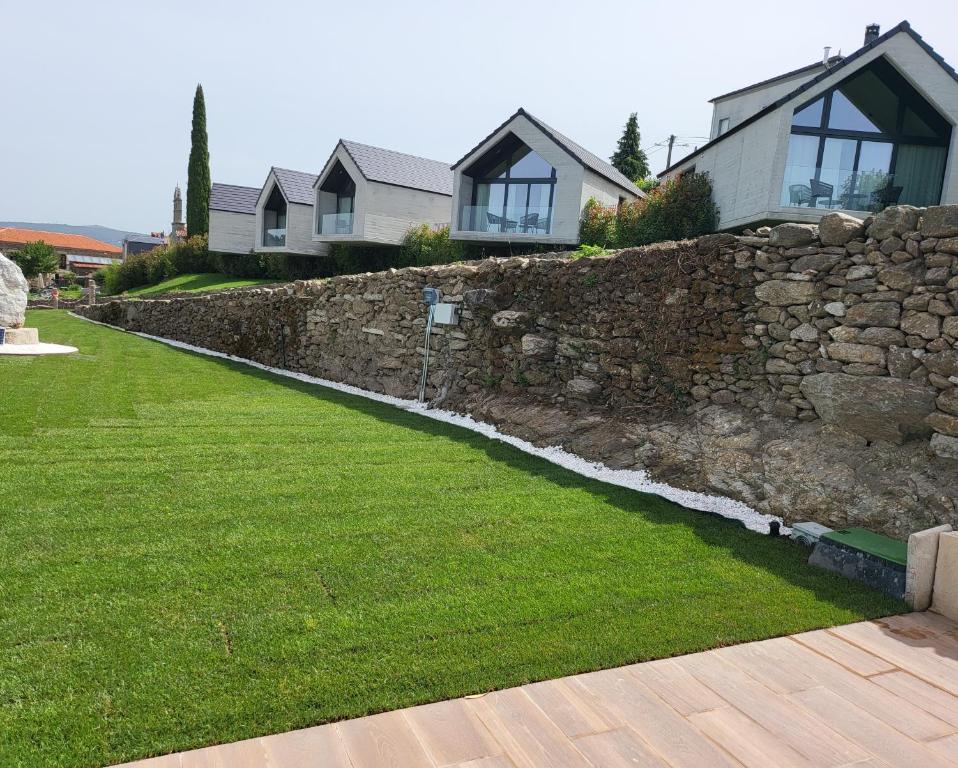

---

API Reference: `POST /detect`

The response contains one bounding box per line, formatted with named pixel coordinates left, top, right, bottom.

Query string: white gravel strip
left=71, top=313, right=788, bottom=534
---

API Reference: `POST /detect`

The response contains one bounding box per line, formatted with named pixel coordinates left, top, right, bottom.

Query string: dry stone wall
left=78, top=205, right=958, bottom=536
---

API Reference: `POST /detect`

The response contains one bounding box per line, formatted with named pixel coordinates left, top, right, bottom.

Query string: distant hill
left=0, top=222, right=148, bottom=248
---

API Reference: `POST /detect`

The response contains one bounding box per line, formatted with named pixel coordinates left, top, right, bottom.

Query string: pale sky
left=2, top=0, right=956, bottom=234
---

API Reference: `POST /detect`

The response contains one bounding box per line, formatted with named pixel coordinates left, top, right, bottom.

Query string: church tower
left=171, top=184, right=185, bottom=243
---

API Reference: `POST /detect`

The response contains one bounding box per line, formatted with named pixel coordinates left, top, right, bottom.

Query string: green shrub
left=329, top=244, right=411, bottom=275
left=212, top=250, right=268, bottom=278
left=400, top=224, right=463, bottom=267
left=104, top=235, right=211, bottom=293
left=59, top=271, right=78, bottom=286
left=579, top=173, right=719, bottom=249
left=579, top=198, right=617, bottom=248
left=9, top=240, right=59, bottom=278
left=638, top=172, right=719, bottom=243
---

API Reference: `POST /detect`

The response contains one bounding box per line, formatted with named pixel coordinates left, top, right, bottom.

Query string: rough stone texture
left=867, top=205, right=920, bottom=240
left=754, top=280, right=818, bottom=306
left=844, top=302, right=900, bottom=329
left=921, top=205, right=958, bottom=238
left=819, top=212, right=866, bottom=246
left=79, top=225, right=958, bottom=537
left=768, top=223, right=818, bottom=248
left=0, top=253, right=29, bottom=329
left=799, top=373, right=937, bottom=444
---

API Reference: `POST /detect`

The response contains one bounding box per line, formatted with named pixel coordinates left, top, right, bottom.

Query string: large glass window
left=461, top=134, right=556, bottom=234
left=781, top=56, right=951, bottom=212
left=318, top=160, right=356, bottom=235
left=262, top=185, right=287, bottom=247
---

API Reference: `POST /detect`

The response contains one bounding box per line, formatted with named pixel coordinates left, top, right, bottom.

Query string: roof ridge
left=340, top=138, right=450, bottom=166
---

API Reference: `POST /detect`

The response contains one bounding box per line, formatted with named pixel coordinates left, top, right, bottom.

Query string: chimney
left=864, top=23, right=880, bottom=45
left=823, top=46, right=832, bottom=65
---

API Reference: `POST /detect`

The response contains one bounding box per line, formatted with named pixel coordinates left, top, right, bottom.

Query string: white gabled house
left=312, top=140, right=453, bottom=246
left=660, top=21, right=958, bottom=231
left=255, top=167, right=325, bottom=255
left=450, top=108, right=644, bottom=246
left=208, top=183, right=260, bottom=254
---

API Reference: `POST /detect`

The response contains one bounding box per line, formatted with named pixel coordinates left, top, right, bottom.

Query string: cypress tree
left=186, top=84, right=211, bottom=236
left=610, top=113, right=650, bottom=183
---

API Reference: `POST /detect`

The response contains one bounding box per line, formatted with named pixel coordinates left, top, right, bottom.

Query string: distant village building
left=0, top=227, right=122, bottom=276
left=122, top=233, right=167, bottom=257
left=170, top=185, right=187, bottom=243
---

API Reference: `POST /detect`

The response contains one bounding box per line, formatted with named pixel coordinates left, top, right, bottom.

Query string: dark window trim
left=787, top=61, right=951, bottom=206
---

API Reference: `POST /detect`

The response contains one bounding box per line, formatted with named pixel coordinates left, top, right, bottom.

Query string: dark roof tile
left=210, top=183, right=260, bottom=214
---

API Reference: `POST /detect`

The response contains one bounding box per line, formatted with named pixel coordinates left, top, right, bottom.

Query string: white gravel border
left=71, top=313, right=787, bottom=534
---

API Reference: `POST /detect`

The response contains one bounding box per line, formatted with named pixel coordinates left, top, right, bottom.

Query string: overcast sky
left=2, top=0, right=956, bottom=234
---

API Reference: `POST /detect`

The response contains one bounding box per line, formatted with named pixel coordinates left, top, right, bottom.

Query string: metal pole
left=418, top=304, right=435, bottom=403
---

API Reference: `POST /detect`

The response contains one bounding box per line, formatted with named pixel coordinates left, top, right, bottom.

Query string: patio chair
left=870, top=184, right=903, bottom=211
left=789, top=184, right=812, bottom=206
left=486, top=212, right=517, bottom=233
left=519, top=213, right=540, bottom=233
left=809, top=179, right=834, bottom=208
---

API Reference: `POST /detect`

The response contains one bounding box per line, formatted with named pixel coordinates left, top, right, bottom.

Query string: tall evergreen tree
left=186, top=84, right=211, bottom=236
left=610, top=113, right=649, bottom=183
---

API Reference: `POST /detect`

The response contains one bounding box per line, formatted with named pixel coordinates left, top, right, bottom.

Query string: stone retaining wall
left=78, top=204, right=958, bottom=535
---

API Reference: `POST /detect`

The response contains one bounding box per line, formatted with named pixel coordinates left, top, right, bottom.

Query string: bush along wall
left=79, top=205, right=958, bottom=537
left=581, top=172, right=719, bottom=249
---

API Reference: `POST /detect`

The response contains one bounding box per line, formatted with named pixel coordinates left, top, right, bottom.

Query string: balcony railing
left=782, top=165, right=903, bottom=213
left=318, top=212, right=354, bottom=235
left=459, top=205, right=552, bottom=235
left=263, top=228, right=287, bottom=247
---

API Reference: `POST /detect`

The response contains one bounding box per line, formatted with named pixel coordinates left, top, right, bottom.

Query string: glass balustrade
left=264, top=228, right=287, bottom=247
left=458, top=205, right=552, bottom=234
left=318, top=212, right=354, bottom=235
left=781, top=164, right=906, bottom=213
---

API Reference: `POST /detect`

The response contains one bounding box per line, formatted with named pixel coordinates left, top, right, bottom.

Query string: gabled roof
left=270, top=167, right=319, bottom=205
left=0, top=227, right=121, bottom=254
left=333, top=140, right=453, bottom=196
left=452, top=108, right=644, bottom=198
left=124, top=234, right=166, bottom=245
left=660, top=21, right=958, bottom=177
left=709, top=57, right=843, bottom=103
left=210, top=183, right=260, bottom=214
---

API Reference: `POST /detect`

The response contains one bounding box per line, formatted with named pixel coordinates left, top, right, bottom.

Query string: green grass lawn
left=124, top=273, right=275, bottom=296
left=0, top=312, right=902, bottom=767
left=28, top=285, right=83, bottom=300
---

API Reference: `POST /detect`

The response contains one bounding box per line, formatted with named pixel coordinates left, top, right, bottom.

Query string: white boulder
left=0, top=253, right=29, bottom=329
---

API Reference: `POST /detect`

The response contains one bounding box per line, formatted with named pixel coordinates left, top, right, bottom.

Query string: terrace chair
left=870, top=184, right=903, bottom=211
left=809, top=179, right=834, bottom=208
left=789, top=184, right=812, bottom=206
left=486, top=212, right=517, bottom=233
left=520, top=213, right=540, bottom=233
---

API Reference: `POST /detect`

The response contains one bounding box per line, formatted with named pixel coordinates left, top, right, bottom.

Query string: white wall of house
left=710, top=66, right=826, bottom=139
left=580, top=169, right=632, bottom=210
left=451, top=114, right=588, bottom=245
left=668, top=32, right=958, bottom=231
left=312, top=144, right=452, bottom=246
left=362, top=183, right=451, bottom=244
left=209, top=210, right=255, bottom=254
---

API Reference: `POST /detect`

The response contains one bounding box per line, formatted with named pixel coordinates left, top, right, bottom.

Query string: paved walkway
left=118, top=611, right=958, bottom=767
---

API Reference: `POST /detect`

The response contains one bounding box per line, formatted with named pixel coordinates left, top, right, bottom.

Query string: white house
left=255, top=167, right=325, bottom=255
left=450, top=108, right=644, bottom=246
left=660, top=22, right=958, bottom=231
left=208, top=183, right=259, bottom=254
left=312, top=140, right=452, bottom=246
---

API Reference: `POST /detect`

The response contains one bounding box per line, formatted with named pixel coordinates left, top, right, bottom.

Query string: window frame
left=785, top=57, right=951, bottom=209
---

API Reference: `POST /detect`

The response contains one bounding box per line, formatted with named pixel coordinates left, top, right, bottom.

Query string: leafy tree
left=9, top=240, right=58, bottom=278
left=187, top=84, right=211, bottom=237
left=610, top=113, right=650, bottom=183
